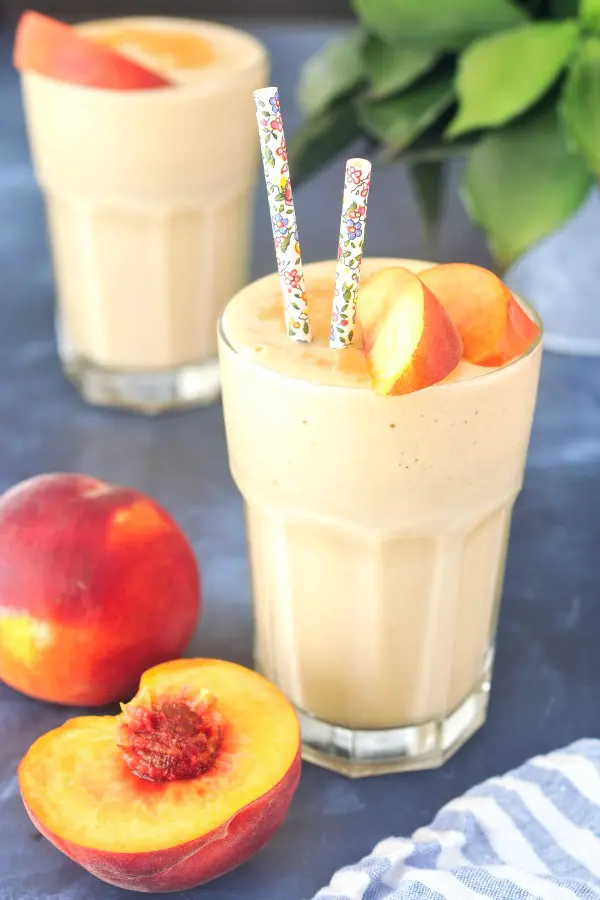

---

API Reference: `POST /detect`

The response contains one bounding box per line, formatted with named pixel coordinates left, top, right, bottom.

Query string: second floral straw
left=330, top=159, right=372, bottom=349
left=253, top=86, right=311, bottom=343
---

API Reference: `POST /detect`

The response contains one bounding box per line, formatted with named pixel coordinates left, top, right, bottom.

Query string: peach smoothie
left=218, top=258, right=542, bottom=777
left=17, top=16, right=268, bottom=411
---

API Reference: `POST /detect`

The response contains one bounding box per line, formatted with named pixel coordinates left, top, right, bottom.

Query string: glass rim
left=22, top=17, right=269, bottom=101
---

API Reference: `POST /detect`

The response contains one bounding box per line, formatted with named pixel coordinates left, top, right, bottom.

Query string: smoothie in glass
left=218, top=258, right=542, bottom=777
left=18, top=16, right=268, bottom=411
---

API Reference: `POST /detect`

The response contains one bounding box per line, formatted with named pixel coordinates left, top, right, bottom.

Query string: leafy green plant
left=291, top=0, right=600, bottom=268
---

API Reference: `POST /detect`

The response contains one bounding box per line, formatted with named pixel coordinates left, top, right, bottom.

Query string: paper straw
left=329, top=158, right=372, bottom=349
left=253, top=87, right=311, bottom=343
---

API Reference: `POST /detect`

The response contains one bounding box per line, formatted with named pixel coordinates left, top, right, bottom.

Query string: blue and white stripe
left=313, top=739, right=600, bottom=900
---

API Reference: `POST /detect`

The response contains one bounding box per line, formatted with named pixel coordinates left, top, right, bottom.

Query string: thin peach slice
left=418, top=263, right=511, bottom=364
left=357, top=266, right=462, bottom=395
left=18, top=659, right=301, bottom=892
left=488, top=294, right=540, bottom=364
left=14, top=11, right=171, bottom=90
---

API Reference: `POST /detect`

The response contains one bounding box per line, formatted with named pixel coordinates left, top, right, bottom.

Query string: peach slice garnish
left=14, top=11, right=171, bottom=90
left=418, top=263, right=539, bottom=365
left=93, top=24, right=216, bottom=72
left=18, top=659, right=301, bottom=892
left=356, top=267, right=462, bottom=395
left=490, top=294, right=541, bottom=364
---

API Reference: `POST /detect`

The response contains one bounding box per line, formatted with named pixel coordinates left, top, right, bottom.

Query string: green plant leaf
left=519, top=0, right=545, bottom=14
left=288, top=100, right=361, bottom=185
left=407, top=160, right=447, bottom=237
left=358, top=74, right=454, bottom=155
left=581, top=0, right=600, bottom=31
left=393, top=110, right=478, bottom=163
left=297, top=29, right=365, bottom=118
left=448, top=21, right=579, bottom=137
left=462, top=106, right=592, bottom=267
left=364, top=36, right=439, bottom=99
left=550, top=0, right=580, bottom=16
left=352, top=0, right=528, bottom=51
left=561, top=37, right=600, bottom=175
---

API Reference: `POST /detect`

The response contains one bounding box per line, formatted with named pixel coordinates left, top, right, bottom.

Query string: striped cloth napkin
left=313, top=739, right=600, bottom=900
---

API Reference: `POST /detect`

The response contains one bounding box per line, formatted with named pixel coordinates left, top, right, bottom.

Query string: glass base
left=297, top=678, right=490, bottom=778
left=62, top=353, right=221, bottom=414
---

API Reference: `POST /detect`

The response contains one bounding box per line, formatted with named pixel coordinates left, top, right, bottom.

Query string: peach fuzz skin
left=0, top=473, right=200, bottom=706
left=18, top=659, right=301, bottom=892
left=14, top=10, right=171, bottom=89
left=357, top=266, right=462, bottom=395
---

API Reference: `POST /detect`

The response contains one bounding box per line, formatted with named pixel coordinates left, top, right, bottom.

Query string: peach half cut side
left=18, top=659, right=301, bottom=893
left=14, top=11, right=171, bottom=89
left=356, top=266, right=463, bottom=395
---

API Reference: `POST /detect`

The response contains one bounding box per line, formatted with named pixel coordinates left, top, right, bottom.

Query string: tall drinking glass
left=20, top=17, right=268, bottom=412
left=218, top=258, right=542, bottom=777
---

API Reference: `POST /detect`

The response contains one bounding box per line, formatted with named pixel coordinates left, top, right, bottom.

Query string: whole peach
left=0, top=473, right=200, bottom=705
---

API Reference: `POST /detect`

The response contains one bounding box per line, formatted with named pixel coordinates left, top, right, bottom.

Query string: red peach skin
left=490, top=295, right=541, bottom=364
left=357, top=266, right=462, bottom=395
left=23, top=754, right=300, bottom=892
left=14, top=11, right=171, bottom=89
left=0, top=473, right=199, bottom=705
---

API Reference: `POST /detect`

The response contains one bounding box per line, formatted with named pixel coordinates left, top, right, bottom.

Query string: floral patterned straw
left=253, top=87, right=311, bottom=343
left=330, top=158, right=372, bottom=349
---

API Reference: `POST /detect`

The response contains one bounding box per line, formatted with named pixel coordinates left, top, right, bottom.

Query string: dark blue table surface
left=1, top=18, right=600, bottom=900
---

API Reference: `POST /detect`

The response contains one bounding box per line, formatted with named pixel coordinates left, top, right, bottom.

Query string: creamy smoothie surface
left=222, top=258, right=495, bottom=388
left=80, top=17, right=264, bottom=84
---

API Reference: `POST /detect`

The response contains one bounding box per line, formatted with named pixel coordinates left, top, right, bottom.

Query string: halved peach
left=14, top=11, right=171, bottom=90
left=418, top=263, right=539, bottom=365
left=18, top=659, right=301, bottom=892
left=356, top=267, right=462, bottom=395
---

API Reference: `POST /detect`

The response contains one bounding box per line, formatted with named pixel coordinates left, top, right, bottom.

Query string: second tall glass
left=20, top=17, right=268, bottom=412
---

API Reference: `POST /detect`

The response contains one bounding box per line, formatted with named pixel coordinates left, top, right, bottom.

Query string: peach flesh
left=23, top=761, right=301, bottom=892
left=18, top=659, right=301, bottom=893
left=357, top=266, right=462, bottom=395
left=0, top=473, right=200, bottom=706
left=418, top=263, right=539, bottom=365
left=485, top=294, right=541, bottom=365
left=14, top=11, right=171, bottom=89
left=418, top=263, right=509, bottom=364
